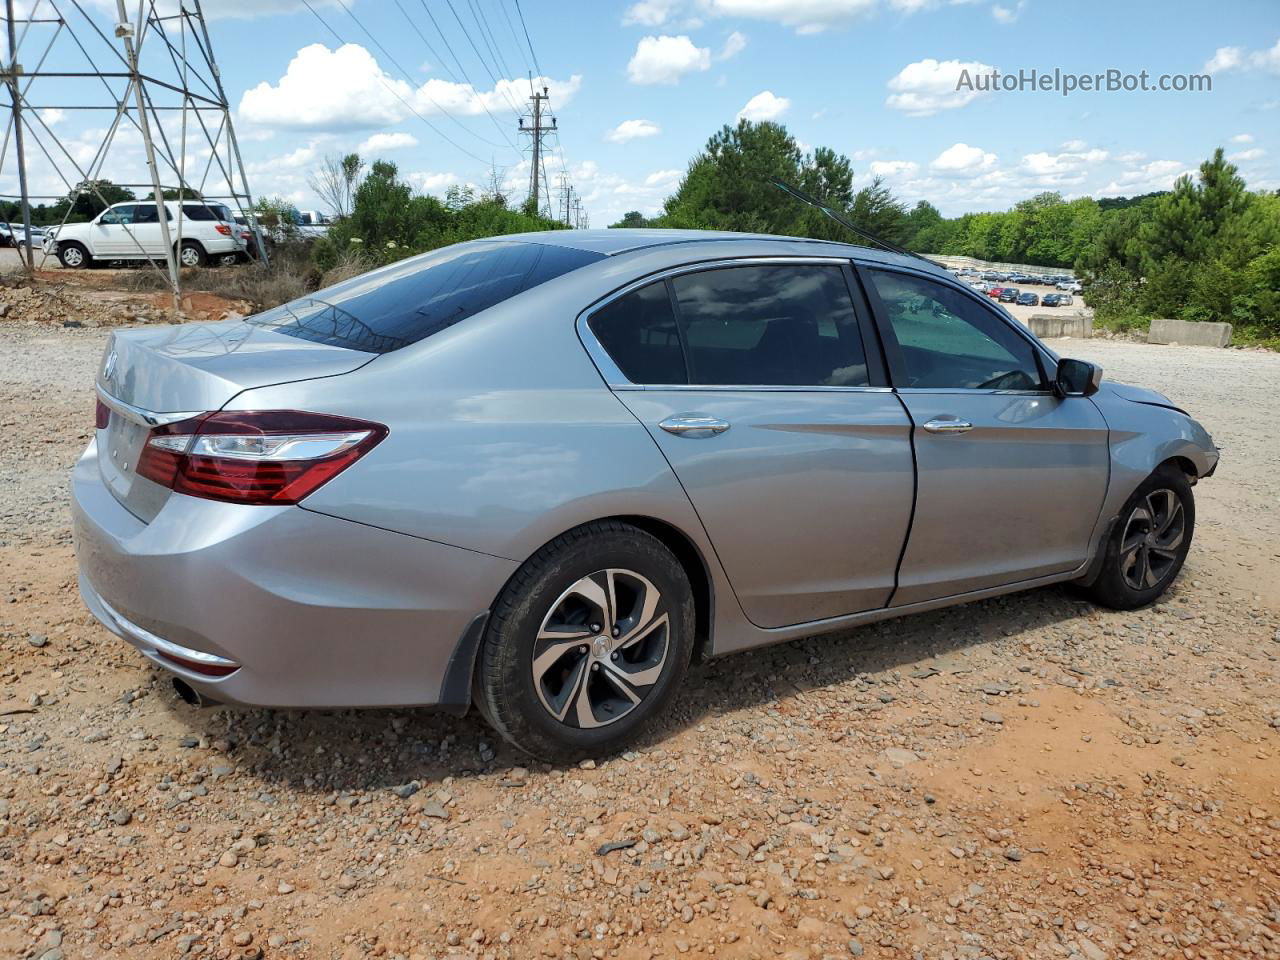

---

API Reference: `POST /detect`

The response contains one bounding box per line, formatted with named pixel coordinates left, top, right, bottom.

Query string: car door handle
left=658, top=415, right=731, bottom=438
left=922, top=417, right=974, bottom=434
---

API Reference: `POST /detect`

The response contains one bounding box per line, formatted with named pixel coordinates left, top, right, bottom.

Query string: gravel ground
left=1, top=322, right=1277, bottom=960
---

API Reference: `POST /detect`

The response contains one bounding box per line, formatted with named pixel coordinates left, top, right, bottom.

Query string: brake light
left=95, top=398, right=110, bottom=429
left=215, top=223, right=232, bottom=236
left=136, top=410, right=387, bottom=505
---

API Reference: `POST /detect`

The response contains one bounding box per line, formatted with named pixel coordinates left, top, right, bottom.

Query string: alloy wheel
left=63, top=246, right=83, bottom=266
left=1119, top=488, right=1185, bottom=591
left=180, top=246, right=201, bottom=267
left=531, top=568, right=670, bottom=729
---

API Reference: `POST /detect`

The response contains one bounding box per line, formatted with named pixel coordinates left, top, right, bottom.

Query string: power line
left=512, top=0, right=543, bottom=78
left=442, top=0, right=523, bottom=115
left=298, top=0, right=508, bottom=166
left=392, top=0, right=517, bottom=152
left=335, top=0, right=515, bottom=153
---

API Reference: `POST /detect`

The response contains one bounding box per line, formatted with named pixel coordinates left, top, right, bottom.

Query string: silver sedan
left=72, top=230, right=1218, bottom=760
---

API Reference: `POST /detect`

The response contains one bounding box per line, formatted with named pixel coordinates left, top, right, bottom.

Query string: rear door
left=860, top=265, right=1109, bottom=605
left=127, top=203, right=167, bottom=257
left=582, top=258, right=916, bottom=630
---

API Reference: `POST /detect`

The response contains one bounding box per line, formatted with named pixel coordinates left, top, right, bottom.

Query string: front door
left=584, top=260, right=916, bottom=630
left=861, top=266, right=1110, bottom=605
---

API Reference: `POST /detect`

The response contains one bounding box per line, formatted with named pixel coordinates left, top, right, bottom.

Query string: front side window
left=867, top=269, right=1044, bottom=391
left=588, top=281, right=687, bottom=385
left=102, top=205, right=136, bottom=225
left=670, top=264, right=870, bottom=387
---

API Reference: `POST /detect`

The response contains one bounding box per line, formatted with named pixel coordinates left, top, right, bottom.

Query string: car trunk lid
left=96, top=320, right=375, bottom=522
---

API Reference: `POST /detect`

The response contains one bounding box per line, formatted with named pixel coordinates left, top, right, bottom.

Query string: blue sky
left=4, top=0, right=1278, bottom=223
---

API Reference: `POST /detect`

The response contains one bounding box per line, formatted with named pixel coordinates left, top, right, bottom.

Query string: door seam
left=885, top=390, right=918, bottom=609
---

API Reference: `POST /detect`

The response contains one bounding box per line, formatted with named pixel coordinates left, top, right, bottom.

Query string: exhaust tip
left=172, top=677, right=221, bottom=709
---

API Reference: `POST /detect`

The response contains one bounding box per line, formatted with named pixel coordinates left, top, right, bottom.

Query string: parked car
left=1042, top=293, right=1063, bottom=307
left=73, top=229, right=1219, bottom=760
left=986, top=285, right=1005, bottom=298
left=1017, top=291, right=1039, bottom=306
left=1057, top=279, right=1082, bottom=292
left=3, top=222, right=47, bottom=251
left=1056, top=294, right=1074, bottom=306
left=45, top=200, right=244, bottom=269
left=998, top=287, right=1020, bottom=302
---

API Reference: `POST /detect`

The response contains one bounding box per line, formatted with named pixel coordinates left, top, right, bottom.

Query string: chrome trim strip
left=894, top=387, right=1054, bottom=397
left=96, top=383, right=201, bottom=427
left=97, top=594, right=239, bottom=671
left=576, top=255, right=873, bottom=391
left=611, top=383, right=896, bottom=394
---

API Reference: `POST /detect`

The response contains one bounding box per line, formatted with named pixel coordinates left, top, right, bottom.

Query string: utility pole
left=5, top=0, right=34, bottom=271
left=517, top=85, right=554, bottom=215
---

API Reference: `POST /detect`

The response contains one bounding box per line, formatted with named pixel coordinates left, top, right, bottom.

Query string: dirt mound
left=0, top=274, right=251, bottom=329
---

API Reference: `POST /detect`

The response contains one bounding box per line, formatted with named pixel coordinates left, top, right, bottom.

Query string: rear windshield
left=247, top=239, right=604, bottom=353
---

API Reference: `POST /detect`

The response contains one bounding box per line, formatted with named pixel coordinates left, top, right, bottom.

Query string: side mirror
left=1056, top=358, right=1102, bottom=397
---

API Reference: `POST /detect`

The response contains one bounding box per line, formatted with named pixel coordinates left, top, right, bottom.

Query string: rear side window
left=182, top=203, right=230, bottom=221
left=248, top=240, right=605, bottom=353
left=670, top=264, right=870, bottom=387
left=588, top=281, right=687, bottom=384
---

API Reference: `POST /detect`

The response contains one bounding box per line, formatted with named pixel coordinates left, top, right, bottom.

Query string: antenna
left=768, top=177, right=929, bottom=263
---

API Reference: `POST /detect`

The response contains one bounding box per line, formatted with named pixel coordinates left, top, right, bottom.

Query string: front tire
left=57, top=242, right=90, bottom=269
left=475, top=521, right=695, bottom=763
left=177, top=240, right=207, bottom=268
left=1084, top=465, right=1194, bottom=610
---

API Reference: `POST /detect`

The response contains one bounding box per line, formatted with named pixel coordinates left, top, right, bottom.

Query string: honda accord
left=72, top=230, right=1219, bottom=760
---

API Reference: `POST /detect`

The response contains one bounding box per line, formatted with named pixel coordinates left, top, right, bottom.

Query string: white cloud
left=1230, top=133, right=1254, bottom=144
left=701, top=0, right=877, bottom=34
left=606, top=119, right=662, bottom=143
left=1096, top=159, right=1192, bottom=197
left=37, top=108, right=65, bottom=126
left=931, top=142, right=999, bottom=176
left=645, top=169, right=682, bottom=189
left=627, top=35, right=712, bottom=84
left=886, top=58, right=996, bottom=116
left=1229, top=147, right=1265, bottom=162
left=1251, top=38, right=1280, bottom=72
left=719, top=30, right=748, bottom=60
left=1204, top=46, right=1244, bottom=73
left=358, top=132, right=419, bottom=153
left=991, top=0, right=1024, bottom=23
left=737, top=90, right=791, bottom=121
left=868, top=159, right=920, bottom=178
left=623, top=0, right=678, bottom=25
left=1203, top=40, right=1280, bottom=75
left=240, top=43, right=581, bottom=131
left=1060, top=138, right=1088, bottom=151
left=1019, top=147, right=1108, bottom=186
left=240, top=44, right=408, bottom=129
left=406, top=171, right=460, bottom=194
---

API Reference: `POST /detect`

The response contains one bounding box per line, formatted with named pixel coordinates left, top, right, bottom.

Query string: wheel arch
left=437, top=513, right=717, bottom=715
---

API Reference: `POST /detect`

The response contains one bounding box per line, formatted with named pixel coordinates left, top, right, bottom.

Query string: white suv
left=46, top=200, right=244, bottom=269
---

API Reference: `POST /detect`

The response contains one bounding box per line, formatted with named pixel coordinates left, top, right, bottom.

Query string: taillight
left=215, top=223, right=232, bottom=236
left=95, top=398, right=110, bottom=429
left=135, top=410, right=387, bottom=505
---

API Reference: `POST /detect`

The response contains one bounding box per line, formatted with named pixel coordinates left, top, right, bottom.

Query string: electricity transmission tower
left=1, top=0, right=267, bottom=299
left=517, top=85, right=554, bottom=217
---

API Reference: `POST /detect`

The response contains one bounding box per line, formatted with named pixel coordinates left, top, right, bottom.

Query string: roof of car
left=482, top=228, right=949, bottom=277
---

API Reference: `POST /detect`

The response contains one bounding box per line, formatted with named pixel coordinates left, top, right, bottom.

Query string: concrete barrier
left=1026, top=314, right=1092, bottom=339
left=1148, top=318, right=1232, bottom=347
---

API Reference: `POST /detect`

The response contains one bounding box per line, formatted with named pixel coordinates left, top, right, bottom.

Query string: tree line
left=613, top=121, right=1280, bottom=345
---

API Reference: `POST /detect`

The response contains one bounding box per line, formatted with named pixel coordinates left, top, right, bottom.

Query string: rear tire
left=57, top=241, right=90, bottom=269
left=1084, top=465, right=1194, bottom=610
left=475, top=521, right=694, bottom=763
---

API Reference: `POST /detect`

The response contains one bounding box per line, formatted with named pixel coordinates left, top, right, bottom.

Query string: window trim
left=855, top=261, right=1056, bottom=395
left=578, top=256, right=891, bottom=393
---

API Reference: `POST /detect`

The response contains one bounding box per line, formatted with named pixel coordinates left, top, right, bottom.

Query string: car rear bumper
left=71, top=439, right=516, bottom=709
